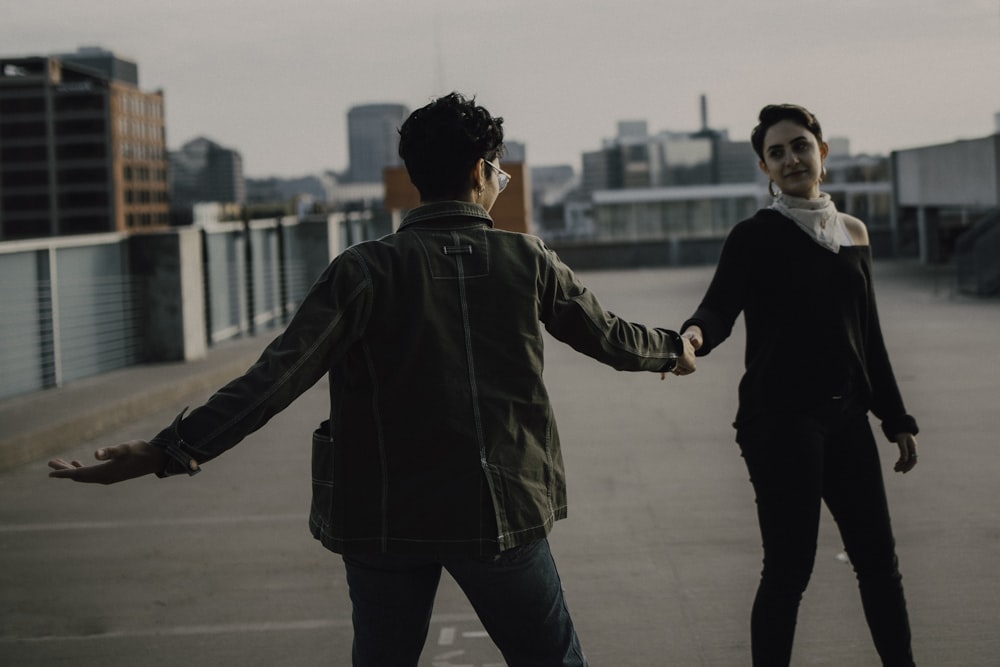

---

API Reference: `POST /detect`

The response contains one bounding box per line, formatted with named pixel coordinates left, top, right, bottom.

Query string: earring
left=819, top=166, right=827, bottom=183
left=768, top=179, right=779, bottom=198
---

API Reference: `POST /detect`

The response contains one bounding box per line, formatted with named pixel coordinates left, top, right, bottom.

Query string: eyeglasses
left=485, top=159, right=511, bottom=193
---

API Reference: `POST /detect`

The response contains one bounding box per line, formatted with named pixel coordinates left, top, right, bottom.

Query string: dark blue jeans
left=737, top=398, right=914, bottom=667
left=342, top=537, right=588, bottom=667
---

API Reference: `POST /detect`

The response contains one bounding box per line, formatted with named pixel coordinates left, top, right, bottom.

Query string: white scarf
left=770, top=192, right=852, bottom=253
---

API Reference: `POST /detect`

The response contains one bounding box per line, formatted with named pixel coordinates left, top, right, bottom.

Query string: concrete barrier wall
left=0, top=215, right=339, bottom=400
left=549, top=237, right=724, bottom=271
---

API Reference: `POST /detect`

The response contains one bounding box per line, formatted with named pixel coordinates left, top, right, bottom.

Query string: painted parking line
left=0, top=612, right=484, bottom=645
left=0, top=618, right=353, bottom=643
left=431, top=623, right=503, bottom=667
left=0, top=514, right=304, bottom=532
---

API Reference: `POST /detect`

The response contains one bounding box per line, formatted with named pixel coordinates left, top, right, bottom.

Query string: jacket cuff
left=880, top=414, right=919, bottom=441
left=658, top=329, right=683, bottom=373
left=149, top=409, right=202, bottom=478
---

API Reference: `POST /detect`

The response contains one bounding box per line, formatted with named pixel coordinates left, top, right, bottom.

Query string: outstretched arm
left=48, top=441, right=170, bottom=485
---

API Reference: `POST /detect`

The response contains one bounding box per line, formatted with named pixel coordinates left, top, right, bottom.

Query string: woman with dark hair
left=679, top=104, right=919, bottom=666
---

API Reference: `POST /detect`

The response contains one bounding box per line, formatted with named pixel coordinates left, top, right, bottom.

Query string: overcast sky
left=6, top=0, right=999, bottom=178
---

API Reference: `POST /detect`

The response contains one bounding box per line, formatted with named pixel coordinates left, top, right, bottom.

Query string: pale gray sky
left=5, top=0, right=999, bottom=177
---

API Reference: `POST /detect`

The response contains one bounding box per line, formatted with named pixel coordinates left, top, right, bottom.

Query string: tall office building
left=0, top=47, right=169, bottom=240
left=346, top=103, right=408, bottom=183
left=169, top=136, right=245, bottom=224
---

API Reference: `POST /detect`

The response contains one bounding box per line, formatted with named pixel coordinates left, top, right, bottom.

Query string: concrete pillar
left=129, top=228, right=207, bottom=362
left=917, top=207, right=929, bottom=264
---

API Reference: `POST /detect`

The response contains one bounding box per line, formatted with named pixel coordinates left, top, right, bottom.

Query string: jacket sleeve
left=538, top=245, right=682, bottom=372
left=150, top=250, right=373, bottom=476
left=681, top=222, right=750, bottom=356
left=860, top=251, right=919, bottom=440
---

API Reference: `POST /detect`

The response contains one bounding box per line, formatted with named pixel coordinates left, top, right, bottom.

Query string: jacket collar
left=398, top=201, right=494, bottom=231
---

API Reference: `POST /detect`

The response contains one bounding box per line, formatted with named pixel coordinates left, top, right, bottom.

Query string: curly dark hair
left=397, top=92, right=505, bottom=201
left=750, top=104, right=823, bottom=161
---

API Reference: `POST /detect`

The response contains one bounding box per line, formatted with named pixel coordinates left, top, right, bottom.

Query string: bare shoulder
left=842, top=214, right=870, bottom=246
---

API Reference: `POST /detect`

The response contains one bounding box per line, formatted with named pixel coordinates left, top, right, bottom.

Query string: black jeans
left=342, top=538, right=588, bottom=667
left=737, top=398, right=915, bottom=666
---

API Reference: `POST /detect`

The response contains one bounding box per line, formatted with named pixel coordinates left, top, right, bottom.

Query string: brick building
left=0, top=47, right=169, bottom=239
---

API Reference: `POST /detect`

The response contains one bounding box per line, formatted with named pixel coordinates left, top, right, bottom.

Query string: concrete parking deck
left=1, top=261, right=998, bottom=666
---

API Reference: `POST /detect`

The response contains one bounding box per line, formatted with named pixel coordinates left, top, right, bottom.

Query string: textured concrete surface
left=1, top=261, right=997, bottom=666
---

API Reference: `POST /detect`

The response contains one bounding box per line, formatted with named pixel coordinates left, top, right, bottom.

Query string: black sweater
left=683, top=208, right=918, bottom=441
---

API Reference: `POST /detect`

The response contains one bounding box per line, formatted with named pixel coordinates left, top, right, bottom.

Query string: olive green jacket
left=152, top=201, right=682, bottom=555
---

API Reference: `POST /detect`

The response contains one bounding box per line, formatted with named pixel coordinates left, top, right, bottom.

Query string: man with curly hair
left=50, top=92, right=695, bottom=666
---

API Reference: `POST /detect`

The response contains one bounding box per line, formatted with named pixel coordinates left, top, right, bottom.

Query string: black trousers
left=737, top=397, right=915, bottom=666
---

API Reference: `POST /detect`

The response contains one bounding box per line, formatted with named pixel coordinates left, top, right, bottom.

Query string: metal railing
left=955, top=208, right=1000, bottom=296
left=0, top=234, right=141, bottom=400
left=201, top=217, right=310, bottom=345
left=0, top=209, right=378, bottom=401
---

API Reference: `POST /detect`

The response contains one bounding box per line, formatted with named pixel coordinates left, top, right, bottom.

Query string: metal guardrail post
left=200, top=226, right=213, bottom=349
left=277, top=218, right=289, bottom=324
left=242, top=214, right=255, bottom=336
left=45, top=246, right=63, bottom=388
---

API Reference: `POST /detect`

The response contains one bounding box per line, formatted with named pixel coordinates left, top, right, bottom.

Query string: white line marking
left=431, top=651, right=473, bottom=667
left=438, top=626, right=456, bottom=645
left=0, top=613, right=481, bottom=644
left=0, top=619, right=351, bottom=643
left=0, top=514, right=304, bottom=533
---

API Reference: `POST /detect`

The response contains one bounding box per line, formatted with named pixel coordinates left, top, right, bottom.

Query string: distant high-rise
left=503, top=141, right=527, bottom=163
left=346, top=103, right=408, bottom=183
left=58, top=46, right=139, bottom=87
left=580, top=97, right=760, bottom=192
left=0, top=47, right=169, bottom=239
left=616, top=120, right=648, bottom=140
left=169, top=137, right=245, bottom=224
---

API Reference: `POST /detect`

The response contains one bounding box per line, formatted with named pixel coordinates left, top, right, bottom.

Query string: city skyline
left=6, top=0, right=999, bottom=178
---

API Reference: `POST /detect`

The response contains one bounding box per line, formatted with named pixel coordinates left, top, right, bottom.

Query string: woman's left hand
left=893, top=433, right=918, bottom=473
